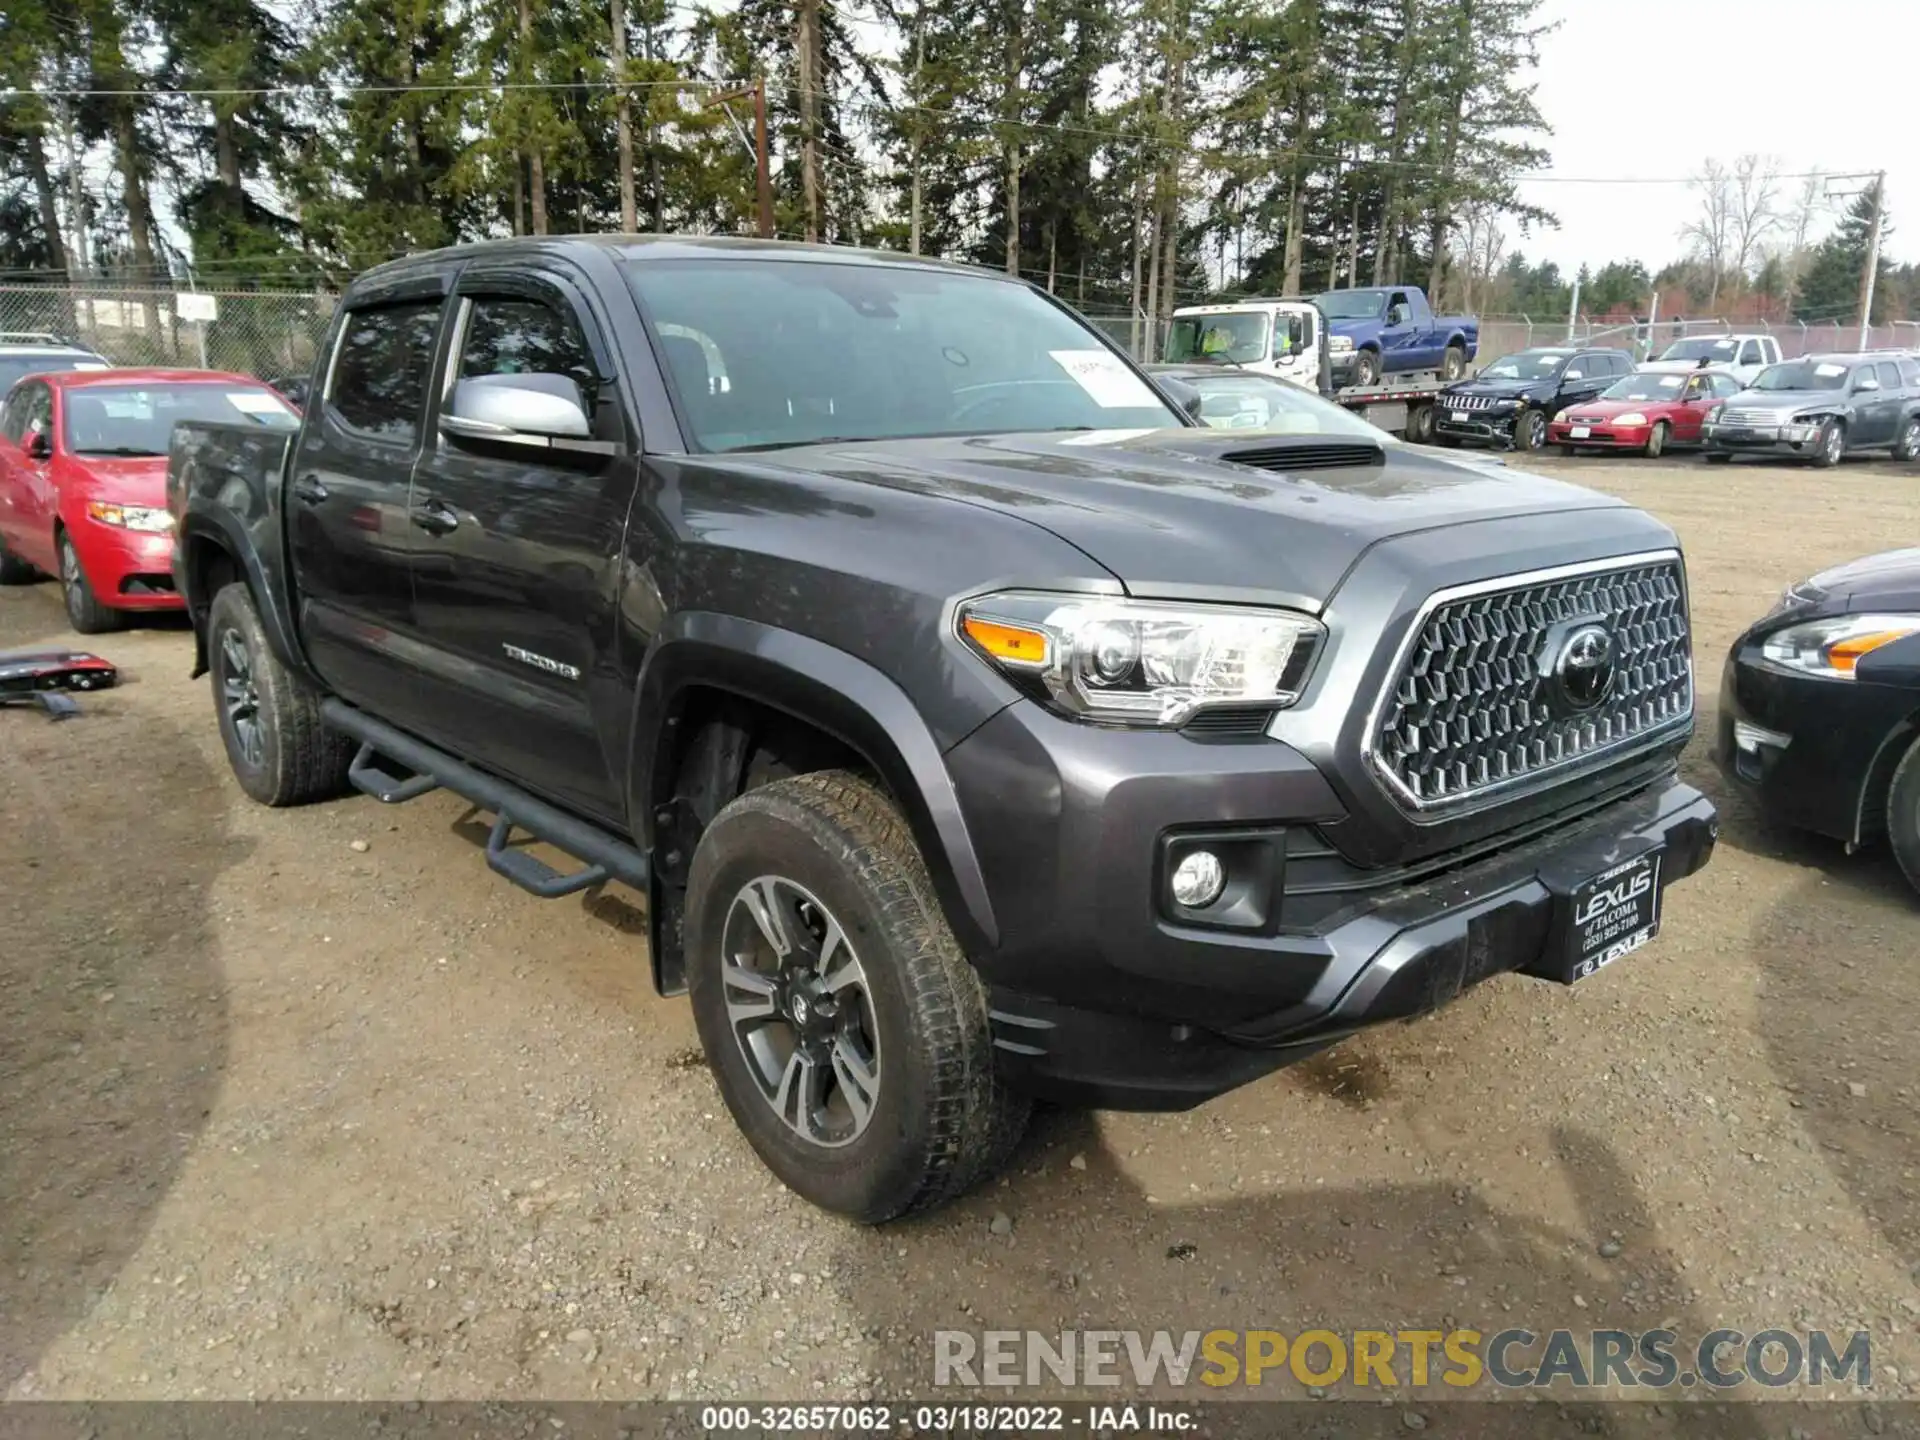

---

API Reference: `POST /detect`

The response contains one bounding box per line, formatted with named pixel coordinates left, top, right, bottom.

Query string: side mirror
left=442, top=374, right=591, bottom=445
left=1855, top=377, right=1881, bottom=393
left=25, top=430, right=51, bottom=461
left=1158, top=376, right=1205, bottom=421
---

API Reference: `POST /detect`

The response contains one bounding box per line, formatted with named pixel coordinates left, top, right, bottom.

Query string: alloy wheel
left=59, top=540, right=82, bottom=621
left=1825, top=425, right=1845, bottom=465
left=219, top=628, right=266, bottom=768
left=720, top=875, right=882, bottom=1149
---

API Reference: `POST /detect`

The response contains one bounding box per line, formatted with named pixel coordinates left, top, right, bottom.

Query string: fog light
left=1733, top=719, right=1791, bottom=753
left=1170, top=850, right=1226, bottom=909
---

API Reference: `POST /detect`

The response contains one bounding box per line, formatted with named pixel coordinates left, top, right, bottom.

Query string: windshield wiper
left=75, top=446, right=164, bottom=457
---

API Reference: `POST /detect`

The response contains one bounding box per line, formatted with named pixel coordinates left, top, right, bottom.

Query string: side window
left=1737, top=340, right=1761, bottom=365
left=457, top=295, right=597, bottom=407
left=325, top=300, right=445, bottom=443
left=0, top=388, right=25, bottom=442
left=1714, top=374, right=1742, bottom=398
left=1900, top=359, right=1920, bottom=388
left=1876, top=361, right=1902, bottom=389
left=1564, top=356, right=1588, bottom=380
left=1683, top=374, right=1707, bottom=399
left=20, top=384, right=53, bottom=441
left=1387, top=291, right=1409, bottom=323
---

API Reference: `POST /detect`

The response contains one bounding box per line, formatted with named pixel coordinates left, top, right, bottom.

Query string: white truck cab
left=1639, top=332, right=1782, bottom=387
left=1164, top=299, right=1327, bottom=392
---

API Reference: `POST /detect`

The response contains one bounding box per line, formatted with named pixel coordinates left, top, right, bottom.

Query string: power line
left=2, top=78, right=739, bottom=101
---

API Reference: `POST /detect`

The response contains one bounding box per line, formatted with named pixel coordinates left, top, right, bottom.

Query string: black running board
left=322, top=699, right=648, bottom=898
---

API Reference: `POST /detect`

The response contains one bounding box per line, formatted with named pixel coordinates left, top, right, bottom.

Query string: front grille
left=1368, top=555, right=1692, bottom=810
left=1226, top=442, right=1382, bottom=472
left=1443, top=394, right=1504, bottom=412
left=1719, top=407, right=1781, bottom=428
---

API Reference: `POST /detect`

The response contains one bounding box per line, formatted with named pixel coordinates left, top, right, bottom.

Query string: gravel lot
left=3, top=450, right=1918, bottom=1419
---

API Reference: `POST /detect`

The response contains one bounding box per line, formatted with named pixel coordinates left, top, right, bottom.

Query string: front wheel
left=686, top=771, right=1029, bottom=1222
left=1513, top=409, right=1545, bottom=452
left=1353, top=349, right=1381, bottom=387
left=59, top=532, right=124, bottom=634
left=206, top=583, right=353, bottom=805
left=1889, top=736, right=1920, bottom=898
left=1645, top=420, right=1670, bottom=459
left=1894, top=415, right=1920, bottom=462
left=1812, top=419, right=1847, bottom=469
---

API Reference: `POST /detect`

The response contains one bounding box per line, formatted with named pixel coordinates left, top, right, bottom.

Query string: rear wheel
left=1645, top=420, right=1670, bottom=459
left=686, top=771, right=1029, bottom=1222
left=206, top=582, right=353, bottom=805
left=1812, top=419, right=1847, bottom=469
left=1353, top=349, right=1381, bottom=387
left=1440, top=343, right=1467, bottom=382
left=1403, top=403, right=1435, bottom=445
left=1894, top=415, right=1920, bottom=461
left=1889, top=736, right=1920, bottom=898
left=59, top=532, right=124, bottom=635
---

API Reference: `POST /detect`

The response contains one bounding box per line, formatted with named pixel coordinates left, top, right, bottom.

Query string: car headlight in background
left=1329, top=336, right=1355, bottom=354
left=1760, top=613, right=1920, bottom=679
left=958, top=592, right=1324, bottom=726
left=1706, top=404, right=1723, bottom=423
left=85, top=501, right=173, bottom=533
left=1783, top=415, right=1822, bottom=441
left=1613, top=412, right=1648, bottom=427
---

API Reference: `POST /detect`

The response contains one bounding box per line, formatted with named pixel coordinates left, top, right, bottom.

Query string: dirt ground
left=3, top=450, right=1918, bottom=1422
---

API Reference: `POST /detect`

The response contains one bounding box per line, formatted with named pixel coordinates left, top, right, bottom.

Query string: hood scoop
left=1224, top=440, right=1385, bottom=472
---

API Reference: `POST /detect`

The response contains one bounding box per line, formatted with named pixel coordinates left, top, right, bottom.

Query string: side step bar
left=322, top=699, right=648, bottom=898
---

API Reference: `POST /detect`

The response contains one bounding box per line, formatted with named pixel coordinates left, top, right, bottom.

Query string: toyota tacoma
left=167, top=237, right=1717, bottom=1222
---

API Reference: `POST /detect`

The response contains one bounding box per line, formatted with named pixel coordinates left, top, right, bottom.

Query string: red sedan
left=0, top=368, right=299, bottom=632
left=1548, top=367, right=1744, bottom=457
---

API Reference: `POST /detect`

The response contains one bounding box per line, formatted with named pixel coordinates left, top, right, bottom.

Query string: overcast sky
left=1520, top=0, right=1908, bottom=275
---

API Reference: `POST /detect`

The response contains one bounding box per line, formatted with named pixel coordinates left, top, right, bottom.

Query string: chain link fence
left=0, top=285, right=336, bottom=381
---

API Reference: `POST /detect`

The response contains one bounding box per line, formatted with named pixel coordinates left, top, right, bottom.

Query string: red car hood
left=63, top=454, right=169, bottom=506
left=1562, top=398, right=1679, bottom=420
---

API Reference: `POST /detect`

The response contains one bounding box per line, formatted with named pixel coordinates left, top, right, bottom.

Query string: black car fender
left=627, top=611, right=1002, bottom=962
left=176, top=495, right=316, bottom=687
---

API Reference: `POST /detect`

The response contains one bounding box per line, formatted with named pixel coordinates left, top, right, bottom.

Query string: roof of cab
left=349, top=233, right=1004, bottom=291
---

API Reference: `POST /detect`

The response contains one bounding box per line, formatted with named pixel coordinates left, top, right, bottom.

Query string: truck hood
left=1441, top=377, right=1550, bottom=402
left=1726, top=389, right=1843, bottom=414
left=751, top=429, right=1635, bottom=610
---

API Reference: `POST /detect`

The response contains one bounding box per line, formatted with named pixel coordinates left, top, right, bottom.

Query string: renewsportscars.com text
left=933, top=1328, right=1872, bottom=1391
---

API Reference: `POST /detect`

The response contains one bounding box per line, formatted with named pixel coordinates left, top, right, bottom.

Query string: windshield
left=1313, top=289, right=1386, bottom=320
left=62, top=382, right=300, bottom=455
left=1751, top=361, right=1849, bottom=393
left=1481, top=351, right=1569, bottom=381
left=1169, top=371, right=1380, bottom=438
left=1657, top=337, right=1739, bottom=362
left=0, top=354, right=107, bottom=395
left=624, top=259, right=1180, bottom=451
left=1601, top=373, right=1691, bottom=402
left=1165, top=311, right=1271, bottom=365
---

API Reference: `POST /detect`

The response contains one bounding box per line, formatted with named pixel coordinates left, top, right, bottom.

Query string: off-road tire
left=59, top=531, right=124, bottom=634
left=1353, top=349, right=1381, bottom=387
left=1812, top=419, right=1846, bottom=469
left=686, top=771, right=1030, bottom=1222
left=1645, top=420, right=1669, bottom=459
left=1889, top=736, right=1920, bottom=899
left=1513, top=408, right=1546, bottom=452
left=0, top=532, right=37, bottom=584
left=1440, top=343, right=1467, bottom=382
left=207, top=582, right=353, bottom=806
left=1894, top=415, right=1920, bottom=462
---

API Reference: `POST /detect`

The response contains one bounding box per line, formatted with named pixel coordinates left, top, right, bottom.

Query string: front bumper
left=1434, top=408, right=1518, bottom=446
left=68, top=517, right=183, bottom=611
left=1702, top=420, right=1822, bottom=457
left=1550, top=420, right=1651, bottom=450
left=1717, top=645, right=1915, bottom=844
left=947, top=700, right=1718, bottom=1110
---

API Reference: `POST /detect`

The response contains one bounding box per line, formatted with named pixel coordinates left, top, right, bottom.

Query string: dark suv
left=167, top=237, right=1717, bottom=1221
left=1436, top=346, right=1634, bottom=451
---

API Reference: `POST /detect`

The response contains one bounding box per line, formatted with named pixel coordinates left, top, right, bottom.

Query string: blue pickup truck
left=1315, top=285, right=1478, bottom=387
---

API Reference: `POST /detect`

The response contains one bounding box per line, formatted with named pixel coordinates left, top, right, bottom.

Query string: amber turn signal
left=961, top=615, right=1050, bottom=667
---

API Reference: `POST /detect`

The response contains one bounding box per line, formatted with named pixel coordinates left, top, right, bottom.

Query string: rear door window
left=325, top=301, right=445, bottom=443
left=1876, top=361, right=1903, bottom=389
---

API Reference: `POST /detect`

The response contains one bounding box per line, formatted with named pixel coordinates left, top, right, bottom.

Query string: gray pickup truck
left=166, top=236, right=1717, bottom=1221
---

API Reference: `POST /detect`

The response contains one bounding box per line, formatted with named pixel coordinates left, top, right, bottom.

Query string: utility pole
left=1857, top=172, right=1886, bottom=351
left=1565, top=271, right=1581, bottom=341
left=705, top=80, right=776, bottom=240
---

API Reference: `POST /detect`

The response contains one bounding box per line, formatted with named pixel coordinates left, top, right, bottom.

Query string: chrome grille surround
left=1364, top=550, right=1694, bottom=814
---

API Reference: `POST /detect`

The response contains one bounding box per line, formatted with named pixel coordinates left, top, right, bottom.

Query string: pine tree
left=1795, top=189, right=1891, bottom=327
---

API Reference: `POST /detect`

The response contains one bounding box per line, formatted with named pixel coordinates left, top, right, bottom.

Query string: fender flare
left=177, top=509, right=315, bottom=685
left=628, top=611, right=1001, bottom=962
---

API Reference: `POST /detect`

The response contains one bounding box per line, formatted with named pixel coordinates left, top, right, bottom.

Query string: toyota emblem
left=1555, top=624, right=1616, bottom=711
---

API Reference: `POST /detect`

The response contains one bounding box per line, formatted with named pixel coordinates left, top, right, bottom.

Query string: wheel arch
left=629, top=612, right=999, bottom=996
left=178, top=513, right=312, bottom=684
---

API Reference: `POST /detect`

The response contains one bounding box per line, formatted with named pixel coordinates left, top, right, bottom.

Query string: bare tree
left=1781, top=168, right=1832, bottom=308
left=1456, top=205, right=1505, bottom=315
left=1728, top=153, right=1781, bottom=275
left=1679, top=159, right=1732, bottom=307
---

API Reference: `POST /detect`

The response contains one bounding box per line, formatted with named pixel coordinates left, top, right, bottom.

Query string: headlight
left=1613, top=412, right=1648, bottom=427
left=85, top=502, right=173, bottom=533
left=1706, top=404, right=1723, bottom=423
left=957, top=592, right=1324, bottom=726
left=1760, top=613, right=1920, bottom=679
left=1329, top=336, right=1355, bottom=353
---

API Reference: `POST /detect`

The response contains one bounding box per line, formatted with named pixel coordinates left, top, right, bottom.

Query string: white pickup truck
left=1639, top=333, right=1782, bottom=386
